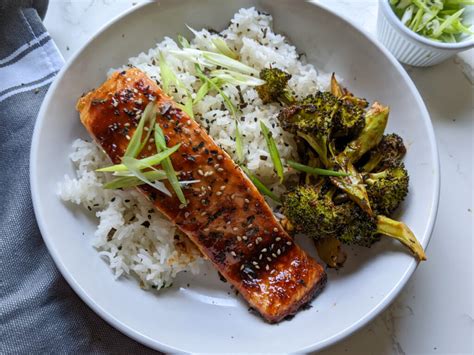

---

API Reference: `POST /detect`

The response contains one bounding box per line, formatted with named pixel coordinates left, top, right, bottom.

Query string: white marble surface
left=44, top=1, right=473, bottom=354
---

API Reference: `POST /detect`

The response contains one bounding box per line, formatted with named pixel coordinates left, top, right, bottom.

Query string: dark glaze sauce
left=78, top=68, right=326, bottom=323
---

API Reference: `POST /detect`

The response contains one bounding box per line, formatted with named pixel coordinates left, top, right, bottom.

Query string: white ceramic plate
left=30, top=1, right=440, bottom=352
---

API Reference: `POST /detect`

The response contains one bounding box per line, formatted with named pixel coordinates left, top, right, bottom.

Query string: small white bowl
left=377, top=0, right=474, bottom=66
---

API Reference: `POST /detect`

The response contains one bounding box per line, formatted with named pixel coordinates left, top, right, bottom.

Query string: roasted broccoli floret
left=331, top=73, right=369, bottom=109
left=337, top=205, right=379, bottom=247
left=280, top=100, right=389, bottom=215
left=338, top=210, right=425, bottom=261
left=256, top=68, right=295, bottom=105
left=333, top=103, right=365, bottom=138
left=301, top=92, right=365, bottom=139
left=362, top=133, right=407, bottom=172
left=278, top=94, right=337, bottom=166
left=365, top=164, right=409, bottom=216
left=282, top=184, right=426, bottom=260
left=282, top=184, right=351, bottom=240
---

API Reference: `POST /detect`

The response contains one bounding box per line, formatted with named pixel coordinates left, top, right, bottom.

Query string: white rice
left=58, top=7, right=332, bottom=291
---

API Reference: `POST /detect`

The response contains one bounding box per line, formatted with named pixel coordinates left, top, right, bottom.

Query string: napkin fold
left=0, top=1, right=153, bottom=352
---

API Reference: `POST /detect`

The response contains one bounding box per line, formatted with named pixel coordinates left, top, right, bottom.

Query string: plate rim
left=30, top=1, right=441, bottom=352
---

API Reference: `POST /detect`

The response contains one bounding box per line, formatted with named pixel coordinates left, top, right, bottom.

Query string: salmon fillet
left=76, top=68, right=326, bottom=323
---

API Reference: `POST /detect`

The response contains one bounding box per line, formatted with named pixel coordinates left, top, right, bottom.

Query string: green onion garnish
left=241, top=166, right=281, bottom=203
left=103, top=170, right=167, bottom=189
left=121, top=156, right=171, bottom=196
left=193, top=81, right=210, bottom=105
left=390, top=0, right=473, bottom=42
left=177, top=35, right=190, bottom=48
left=210, top=37, right=238, bottom=59
left=159, top=52, right=175, bottom=95
left=287, top=160, right=350, bottom=177
left=260, top=121, right=284, bottom=183
left=209, top=69, right=266, bottom=86
left=159, top=52, right=194, bottom=118
left=96, top=144, right=181, bottom=172
left=154, top=124, right=187, bottom=205
left=195, top=66, right=244, bottom=162
left=122, top=101, right=156, bottom=158
left=170, top=48, right=259, bottom=76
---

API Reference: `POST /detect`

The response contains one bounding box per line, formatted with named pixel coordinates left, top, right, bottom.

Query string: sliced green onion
left=432, top=8, right=464, bottom=37
left=397, top=0, right=412, bottom=9
left=195, top=66, right=244, bottom=162
left=159, top=52, right=175, bottom=95
left=184, top=97, right=194, bottom=118
left=154, top=124, right=187, bottom=204
left=287, top=160, right=350, bottom=177
left=409, top=7, right=424, bottom=30
left=169, top=48, right=259, bottom=76
left=196, top=68, right=237, bottom=117
left=121, top=156, right=171, bottom=196
left=185, top=25, right=203, bottom=40
left=177, top=35, right=190, bottom=48
left=211, top=37, right=238, bottom=59
left=97, top=144, right=181, bottom=172
left=401, top=4, right=416, bottom=24
left=444, top=0, right=474, bottom=6
left=159, top=51, right=195, bottom=119
left=260, top=121, right=284, bottom=183
left=193, top=81, right=210, bottom=104
left=241, top=166, right=281, bottom=203
left=411, top=0, right=431, bottom=13
left=210, top=69, right=266, bottom=86
left=138, top=102, right=158, bottom=154
left=103, top=170, right=167, bottom=189
left=391, top=0, right=472, bottom=42
left=123, top=102, right=155, bottom=158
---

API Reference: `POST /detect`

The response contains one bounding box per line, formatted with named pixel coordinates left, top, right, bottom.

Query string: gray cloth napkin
left=0, top=1, right=155, bottom=353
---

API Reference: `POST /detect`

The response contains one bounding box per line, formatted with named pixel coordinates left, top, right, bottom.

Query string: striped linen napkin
left=0, top=1, right=153, bottom=352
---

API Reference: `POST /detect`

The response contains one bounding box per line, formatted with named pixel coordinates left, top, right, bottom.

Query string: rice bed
left=58, top=7, right=331, bottom=291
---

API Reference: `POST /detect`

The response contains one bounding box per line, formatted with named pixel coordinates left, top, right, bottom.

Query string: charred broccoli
left=362, top=133, right=407, bottom=172
left=282, top=185, right=426, bottom=260
left=256, top=68, right=295, bottom=105
left=280, top=100, right=389, bottom=215
left=330, top=73, right=369, bottom=109
left=282, top=184, right=351, bottom=239
left=301, top=92, right=365, bottom=139
left=339, top=209, right=425, bottom=261
left=278, top=73, right=424, bottom=262
left=339, top=102, right=389, bottom=164
left=278, top=92, right=337, bottom=166
left=314, top=237, right=347, bottom=269
left=365, top=164, right=409, bottom=216
left=337, top=205, right=379, bottom=247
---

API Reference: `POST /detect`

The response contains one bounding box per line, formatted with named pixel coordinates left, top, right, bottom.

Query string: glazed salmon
left=77, top=68, right=326, bottom=323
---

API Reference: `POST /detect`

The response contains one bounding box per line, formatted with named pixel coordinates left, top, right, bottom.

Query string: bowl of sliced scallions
left=377, top=0, right=473, bottom=66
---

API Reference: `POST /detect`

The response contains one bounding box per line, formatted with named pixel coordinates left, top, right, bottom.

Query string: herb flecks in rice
left=59, top=7, right=331, bottom=292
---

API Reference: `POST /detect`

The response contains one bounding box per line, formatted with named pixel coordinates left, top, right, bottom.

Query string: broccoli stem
left=376, top=215, right=427, bottom=261
left=330, top=73, right=344, bottom=98
left=330, top=159, right=373, bottom=216
left=362, top=153, right=384, bottom=172
left=342, top=102, right=389, bottom=163
left=314, top=237, right=347, bottom=269
left=297, top=131, right=329, bottom=167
